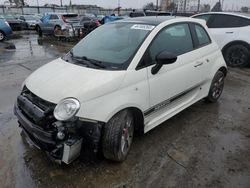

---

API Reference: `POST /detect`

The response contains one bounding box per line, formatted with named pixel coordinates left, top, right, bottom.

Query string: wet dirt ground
left=0, top=32, right=250, bottom=188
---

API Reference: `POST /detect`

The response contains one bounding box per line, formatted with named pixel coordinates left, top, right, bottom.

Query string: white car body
left=23, top=17, right=226, bottom=133
left=192, top=12, right=250, bottom=53
left=15, top=16, right=227, bottom=163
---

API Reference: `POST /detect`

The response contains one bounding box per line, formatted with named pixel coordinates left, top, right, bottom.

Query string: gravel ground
left=0, top=32, right=250, bottom=188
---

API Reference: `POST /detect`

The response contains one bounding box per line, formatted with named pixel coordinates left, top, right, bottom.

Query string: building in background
left=174, top=0, right=198, bottom=12
left=160, top=0, right=171, bottom=10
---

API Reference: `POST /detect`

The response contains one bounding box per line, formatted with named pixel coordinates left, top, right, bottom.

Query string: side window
left=50, top=15, right=59, bottom=20
left=194, top=24, right=211, bottom=46
left=208, top=14, right=249, bottom=28
left=148, top=23, right=193, bottom=64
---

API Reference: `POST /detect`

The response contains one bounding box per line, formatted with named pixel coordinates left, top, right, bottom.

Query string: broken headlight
left=54, top=98, right=80, bottom=121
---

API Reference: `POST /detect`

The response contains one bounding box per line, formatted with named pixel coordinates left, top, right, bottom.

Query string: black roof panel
left=118, top=16, right=177, bottom=25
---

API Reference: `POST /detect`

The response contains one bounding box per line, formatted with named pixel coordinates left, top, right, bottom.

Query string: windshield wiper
left=69, top=51, right=106, bottom=69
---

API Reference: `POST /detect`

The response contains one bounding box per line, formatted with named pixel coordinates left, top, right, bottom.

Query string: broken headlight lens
left=54, top=98, right=80, bottom=121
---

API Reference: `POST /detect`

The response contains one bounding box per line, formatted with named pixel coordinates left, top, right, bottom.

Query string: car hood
left=25, top=58, right=126, bottom=104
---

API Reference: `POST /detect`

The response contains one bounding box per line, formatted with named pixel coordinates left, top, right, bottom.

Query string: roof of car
left=193, top=12, right=250, bottom=19
left=46, top=12, right=78, bottom=15
left=117, top=16, right=179, bottom=25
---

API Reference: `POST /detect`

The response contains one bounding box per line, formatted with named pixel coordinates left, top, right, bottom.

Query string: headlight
left=54, top=98, right=80, bottom=121
left=5, top=21, right=10, bottom=27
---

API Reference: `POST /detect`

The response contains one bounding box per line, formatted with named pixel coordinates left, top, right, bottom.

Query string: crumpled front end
left=14, top=86, right=103, bottom=164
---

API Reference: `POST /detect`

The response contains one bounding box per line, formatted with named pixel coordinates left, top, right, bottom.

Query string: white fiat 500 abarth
left=14, top=16, right=227, bottom=164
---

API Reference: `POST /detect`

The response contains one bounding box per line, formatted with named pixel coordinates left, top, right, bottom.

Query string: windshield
left=3, top=15, right=15, bottom=20
left=24, top=15, right=39, bottom=20
left=69, top=22, right=154, bottom=70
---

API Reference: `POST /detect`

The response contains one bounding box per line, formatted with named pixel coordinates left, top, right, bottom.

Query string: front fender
left=76, top=70, right=150, bottom=123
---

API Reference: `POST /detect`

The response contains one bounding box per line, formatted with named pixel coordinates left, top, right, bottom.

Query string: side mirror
left=151, top=51, right=177, bottom=75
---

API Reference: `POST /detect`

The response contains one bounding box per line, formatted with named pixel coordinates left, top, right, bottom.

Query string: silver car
left=36, top=13, right=84, bottom=38
left=19, top=15, right=41, bottom=29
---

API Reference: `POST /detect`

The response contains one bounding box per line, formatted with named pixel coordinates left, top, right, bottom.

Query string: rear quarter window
left=194, top=24, right=211, bottom=46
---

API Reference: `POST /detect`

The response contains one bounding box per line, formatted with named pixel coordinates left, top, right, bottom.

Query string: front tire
left=223, top=44, right=250, bottom=67
left=0, top=30, right=6, bottom=42
left=205, top=71, right=225, bottom=103
left=102, top=110, right=134, bottom=162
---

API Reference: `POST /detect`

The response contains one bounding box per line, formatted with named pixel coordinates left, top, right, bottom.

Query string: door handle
left=226, top=31, right=234, bottom=34
left=194, top=62, right=203, bottom=67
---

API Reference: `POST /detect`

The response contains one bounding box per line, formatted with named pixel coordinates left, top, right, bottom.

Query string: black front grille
left=21, top=86, right=55, bottom=113
left=17, top=86, right=57, bottom=129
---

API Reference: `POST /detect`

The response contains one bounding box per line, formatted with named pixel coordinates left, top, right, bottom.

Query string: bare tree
left=143, top=2, right=155, bottom=10
left=211, top=2, right=222, bottom=12
left=8, top=0, right=26, bottom=6
left=241, top=7, right=249, bottom=13
left=167, top=2, right=176, bottom=11
left=201, top=4, right=211, bottom=12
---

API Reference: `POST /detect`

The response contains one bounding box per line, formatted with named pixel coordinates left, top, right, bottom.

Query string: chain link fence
left=0, top=6, right=131, bottom=16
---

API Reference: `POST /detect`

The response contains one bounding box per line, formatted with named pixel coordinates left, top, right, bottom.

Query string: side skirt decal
left=144, top=84, right=202, bottom=117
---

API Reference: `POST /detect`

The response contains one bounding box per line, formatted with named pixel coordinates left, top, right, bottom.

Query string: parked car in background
left=36, top=13, right=84, bottom=38
left=19, top=15, right=41, bottom=30
left=34, top=14, right=44, bottom=19
left=14, top=16, right=227, bottom=164
left=79, top=16, right=100, bottom=33
left=129, top=11, right=146, bottom=17
left=96, top=14, right=105, bottom=22
left=0, top=15, right=12, bottom=41
left=102, top=15, right=124, bottom=24
left=144, top=10, right=172, bottom=16
left=1, top=14, right=26, bottom=30
left=192, top=12, right=250, bottom=67
left=125, top=10, right=172, bottom=18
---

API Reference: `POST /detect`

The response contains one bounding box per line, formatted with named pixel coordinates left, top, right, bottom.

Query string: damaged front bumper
left=14, top=93, right=103, bottom=164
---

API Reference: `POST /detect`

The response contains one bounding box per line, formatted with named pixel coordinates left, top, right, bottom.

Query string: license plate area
left=62, top=138, right=83, bottom=164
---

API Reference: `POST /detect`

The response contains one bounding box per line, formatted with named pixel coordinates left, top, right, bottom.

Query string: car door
left=206, top=14, right=240, bottom=49
left=143, top=23, right=204, bottom=123
left=40, top=14, right=51, bottom=33
left=190, top=23, right=215, bottom=80
left=47, top=14, right=59, bottom=33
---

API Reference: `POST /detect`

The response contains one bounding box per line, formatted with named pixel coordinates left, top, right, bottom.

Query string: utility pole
left=183, top=0, right=187, bottom=13
left=198, top=0, right=200, bottom=12
left=156, top=0, right=159, bottom=10
left=60, top=0, right=63, bottom=7
left=36, top=0, right=40, bottom=13
left=118, top=0, right=120, bottom=16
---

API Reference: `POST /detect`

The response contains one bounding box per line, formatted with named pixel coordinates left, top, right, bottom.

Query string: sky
left=0, top=0, right=249, bottom=9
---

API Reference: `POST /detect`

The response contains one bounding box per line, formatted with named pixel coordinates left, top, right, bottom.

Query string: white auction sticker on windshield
left=131, top=24, right=155, bottom=31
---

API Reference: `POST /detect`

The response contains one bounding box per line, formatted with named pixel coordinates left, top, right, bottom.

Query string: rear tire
left=223, top=44, right=250, bottom=67
left=205, top=71, right=225, bottom=103
left=36, top=26, right=42, bottom=37
left=102, top=110, right=134, bottom=162
left=53, top=25, right=62, bottom=37
left=0, top=30, right=5, bottom=42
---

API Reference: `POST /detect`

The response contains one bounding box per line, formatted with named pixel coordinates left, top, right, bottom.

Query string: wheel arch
left=222, top=40, right=250, bottom=55
left=54, top=25, right=61, bottom=29
left=0, top=29, right=6, bottom=37
left=106, top=106, right=145, bottom=136
left=126, top=107, right=144, bottom=135
left=218, top=66, right=228, bottom=77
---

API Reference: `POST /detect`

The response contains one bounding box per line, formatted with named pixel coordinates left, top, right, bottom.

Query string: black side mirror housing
left=151, top=51, right=177, bottom=75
